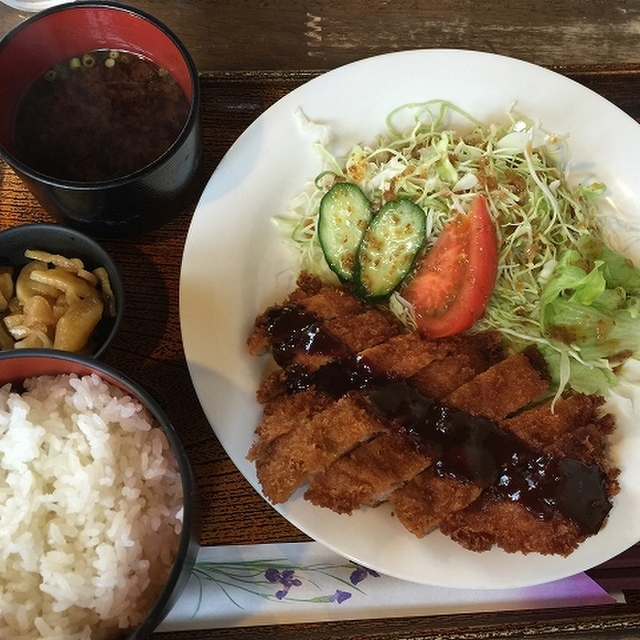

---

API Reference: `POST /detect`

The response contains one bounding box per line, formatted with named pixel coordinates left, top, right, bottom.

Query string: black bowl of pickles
left=0, top=223, right=124, bottom=358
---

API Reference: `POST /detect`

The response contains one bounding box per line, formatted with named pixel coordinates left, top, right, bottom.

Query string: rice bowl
left=0, top=350, right=198, bottom=639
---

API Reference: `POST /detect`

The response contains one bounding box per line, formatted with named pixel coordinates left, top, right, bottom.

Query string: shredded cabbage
left=280, top=100, right=640, bottom=398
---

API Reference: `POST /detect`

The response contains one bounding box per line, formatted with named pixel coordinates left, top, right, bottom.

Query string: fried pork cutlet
left=444, top=346, right=549, bottom=421
left=547, top=413, right=619, bottom=492
left=249, top=274, right=400, bottom=363
left=359, top=332, right=452, bottom=380
left=247, top=388, right=333, bottom=461
left=440, top=495, right=586, bottom=555
left=304, top=430, right=431, bottom=514
left=500, top=392, right=605, bottom=451
left=438, top=395, right=619, bottom=555
left=254, top=307, right=400, bottom=402
left=256, top=314, right=446, bottom=403
left=255, top=392, right=387, bottom=504
left=249, top=276, right=403, bottom=402
left=390, top=468, right=482, bottom=538
left=439, top=451, right=617, bottom=555
left=248, top=274, right=619, bottom=555
left=248, top=274, right=365, bottom=356
left=410, top=330, right=505, bottom=399
left=288, top=271, right=363, bottom=317
left=387, top=349, right=552, bottom=537
left=306, top=332, right=504, bottom=516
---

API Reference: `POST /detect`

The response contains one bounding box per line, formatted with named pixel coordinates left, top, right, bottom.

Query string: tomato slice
left=402, top=194, right=498, bottom=338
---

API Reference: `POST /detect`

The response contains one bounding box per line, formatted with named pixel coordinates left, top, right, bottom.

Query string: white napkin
left=158, top=542, right=614, bottom=631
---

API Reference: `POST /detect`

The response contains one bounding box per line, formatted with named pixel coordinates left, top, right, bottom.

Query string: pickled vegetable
left=1, top=249, right=116, bottom=353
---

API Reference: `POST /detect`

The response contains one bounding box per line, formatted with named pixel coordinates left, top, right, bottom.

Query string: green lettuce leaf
left=540, top=235, right=640, bottom=393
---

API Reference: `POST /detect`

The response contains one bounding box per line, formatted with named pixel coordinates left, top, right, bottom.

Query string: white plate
left=0, top=0, right=75, bottom=11
left=180, top=49, right=640, bottom=589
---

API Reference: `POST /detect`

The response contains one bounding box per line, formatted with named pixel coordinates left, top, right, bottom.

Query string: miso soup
left=13, top=50, right=190, bottom=183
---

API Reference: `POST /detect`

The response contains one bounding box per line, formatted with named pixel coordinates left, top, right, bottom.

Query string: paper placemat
left=158, top=542, right=614, bottom=631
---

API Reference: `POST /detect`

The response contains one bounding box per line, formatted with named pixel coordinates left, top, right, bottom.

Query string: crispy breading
left=248, top=273, right=365, bottom=356
left=255, top=393, right=387, bottom=504
left=452, top=330, right=505, bottom=371
left=253, top=308, right=402, bottom=402
left=409, top=331, right=504, bottom=401
left=444, top=348, right=549, bottom=421
left=501, top=392, right=605, bottom=451
left=360, top=332, right=452, bottom=379
left=324, top=308, right=401, bottom=353
left=438, top=397, right=619, bottom=555
left=387, top=347, right=552, bottom=537
left=287, top=273, right=364, bottom=318
left=389, top=469, right=482, bottom=538
left=546, top=414, right=620, bottom=495
left=263, top=307, right=400, bottom=372
left=247, top=315, right=276, bottom=358
left=256, top=368, right=290, bottom=404
left=440, top=493, right=585, bottom=555
left=304, top=334, right=502, bottom=517
left=248, top=388, right=333, bottom=461
left=287, top=271, right=325, bottom=297
left=248, top=276, right=619, bottom=555
left=409, top=353, right=482, bottom=399
left=304, top=430, right=431, bottom=514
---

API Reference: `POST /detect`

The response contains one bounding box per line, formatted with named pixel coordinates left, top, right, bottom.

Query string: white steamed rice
left=0, top=373, right=184, bottom=640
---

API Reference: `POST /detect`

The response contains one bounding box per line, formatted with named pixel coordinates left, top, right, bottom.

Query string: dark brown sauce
left=13, top=50, right=190, bottom=182
left=264, top=304, right=393, bottom=395
left=265, top=304, right=349, bottom=368
left=263, top=302, right=612, bottom=535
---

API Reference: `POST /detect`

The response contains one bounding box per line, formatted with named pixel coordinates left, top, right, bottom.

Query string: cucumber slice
left=354, top=198, right=426, bottom=301
left=318, top=182, right=372, bottom=282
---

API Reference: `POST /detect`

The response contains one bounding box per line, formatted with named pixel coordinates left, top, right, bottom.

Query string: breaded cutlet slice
left=324, top=308, right=401, bottom=353
left=546, top=412, right=620, bottom=494
left=287, top=272, right=361, bottom=316
left=409, top=330, right=504, bottom=400
left=389, top=468, right=482, bottom=538
left=409, top=353, right=480, bottom=399
left=254, top=305, right=402, bottom=376
left=439, top=494, right=586, bottom=555
left=256, top=368, right=291, bottom=404
left=248, top=387, right=334, bottom=462
left=452, top=330, right=505, bottom=372
left=261, top=331, right=454, bottom=403
left=360, top=333, right=452, bottom=380
left=248, top=274, right=364, bottom=356
left=304, top=430, right=431, bottom=514
left=444, top=347, right=549, bottom=422
left=439, top=398, right=619, bottom=555
left=439, top=425, right=619, bottom=556
left=254, top=307, right=403, bottom=401
left=388, top=348, right=550, bottom=538
left=501, top=391, right=618, bottom=491
left=255, top=392, right=387, bottom=504
left=305, top=336, right=499, bottom=516
left=500, top=392, right=605, bottom=451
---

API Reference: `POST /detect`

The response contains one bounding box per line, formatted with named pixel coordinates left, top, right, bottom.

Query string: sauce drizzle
left=263, top=302, right=612, bottom=535
left=367, top=381, right=611, bottom=535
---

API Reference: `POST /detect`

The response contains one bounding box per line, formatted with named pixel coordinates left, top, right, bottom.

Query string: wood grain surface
left=3, top=1, right=640, bottom=73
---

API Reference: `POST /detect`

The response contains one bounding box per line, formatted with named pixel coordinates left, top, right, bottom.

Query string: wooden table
left=1, top=2, right=640, bottom=638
